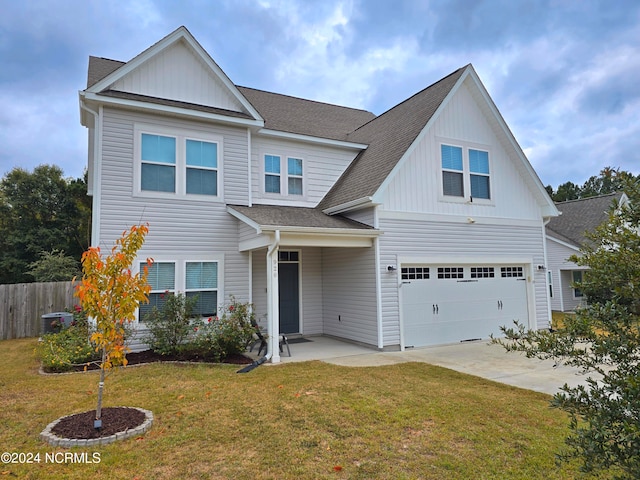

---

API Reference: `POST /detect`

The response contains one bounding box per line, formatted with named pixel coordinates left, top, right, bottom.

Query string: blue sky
left=1, top=0, right=638, bottom=189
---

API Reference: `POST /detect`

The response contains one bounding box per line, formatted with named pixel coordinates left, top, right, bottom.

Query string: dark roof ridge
left=554, top=191, right=621, bottom=205
left=236, top=85, right=374, bottom=116
left=348, top=64, right=469, bottom=136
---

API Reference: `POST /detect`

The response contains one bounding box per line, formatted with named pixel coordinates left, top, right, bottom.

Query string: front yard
left=0, top=338, right=603, bottom=479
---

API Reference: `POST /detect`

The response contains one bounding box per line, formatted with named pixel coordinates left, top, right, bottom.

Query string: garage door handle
left=433, top=304, right=439, bottom=314
left=497, top=301, right=503, bottom=310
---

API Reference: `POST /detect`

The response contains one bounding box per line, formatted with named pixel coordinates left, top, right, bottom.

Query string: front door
left=278, top=251, right=300, bottom=334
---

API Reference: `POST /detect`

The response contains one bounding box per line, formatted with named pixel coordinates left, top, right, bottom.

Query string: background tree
left=546, top=167, right=638, bottom=202
left=28, top=250, right=80, bottom=282
left=75, top=223, right=152, bottom=428
left=0, top=165, right=91, bottom=284
left=495, top=177, right=640, bottom=479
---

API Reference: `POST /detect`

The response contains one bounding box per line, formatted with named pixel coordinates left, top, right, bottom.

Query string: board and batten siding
left=379, top=79, right=542, bottom=220
left=378, top=216, right=549, bottom=347
left=322, top=246, right=378, bottom=346
left=98, top=107, right=251, bottom=302
left=250, top=136, right=360, bottom=207
left=111, top=40, right=245, bottom=113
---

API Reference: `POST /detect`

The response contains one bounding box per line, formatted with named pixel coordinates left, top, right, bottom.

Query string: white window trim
left=135, top=253, right=225, bottom=323
left=437, top=138, right=494, bottom=206
left=261, top=151, right=307, bottom=199
left=133, top=123, right=224, bottom=202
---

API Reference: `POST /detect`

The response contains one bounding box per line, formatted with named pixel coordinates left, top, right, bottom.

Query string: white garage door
left=401, top=265, right=529, bottom=348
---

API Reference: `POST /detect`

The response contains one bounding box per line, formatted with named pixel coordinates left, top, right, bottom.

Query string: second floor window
left=264, top=154, right=304, bottom=196
left=441, top=143, right=491, bottom=201
left=137, top=126, right=221, bottom=199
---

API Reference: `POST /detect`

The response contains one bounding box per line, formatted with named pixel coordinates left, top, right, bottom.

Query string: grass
left=0, top=338, right=608, bottom=479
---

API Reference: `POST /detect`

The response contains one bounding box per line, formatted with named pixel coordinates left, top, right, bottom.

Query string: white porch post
left=267, top=231, right=281, bottom=363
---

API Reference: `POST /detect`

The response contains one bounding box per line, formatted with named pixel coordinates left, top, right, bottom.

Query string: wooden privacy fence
left=0, top=281, right=79, bottom=340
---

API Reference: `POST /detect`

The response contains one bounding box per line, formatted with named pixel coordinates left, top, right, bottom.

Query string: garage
left=401, top=264, right=529, bottom=348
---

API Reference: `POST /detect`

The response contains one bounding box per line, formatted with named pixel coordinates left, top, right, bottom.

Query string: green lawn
left=0, top=338, right=604, bottom=479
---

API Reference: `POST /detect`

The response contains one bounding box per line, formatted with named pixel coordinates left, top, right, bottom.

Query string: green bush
left=36, top=308, right=99, bottom=372
left=143, top=292, right=198, bottom=356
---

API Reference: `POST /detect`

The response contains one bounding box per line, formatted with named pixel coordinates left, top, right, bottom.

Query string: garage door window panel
left=471, top=267, right=495, bottom=278
left=437, top=267, right=464, bottom=279
left=401, top=267, right=429, bottom=280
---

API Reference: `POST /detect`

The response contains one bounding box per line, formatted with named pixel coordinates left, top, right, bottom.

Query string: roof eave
left=80, top=91, right=264, bottom=128
left=258, top=128, right=368, bottom=150
left=322, top=196, right=376, bottom=215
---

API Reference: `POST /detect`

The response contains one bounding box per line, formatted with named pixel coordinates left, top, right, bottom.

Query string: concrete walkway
left=256, top=336, right=596, bottom=396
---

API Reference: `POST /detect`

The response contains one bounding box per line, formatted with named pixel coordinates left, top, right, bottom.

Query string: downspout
left=238, top=230, right=280, bottom=373
left=542, top=217, right=553, bottom=330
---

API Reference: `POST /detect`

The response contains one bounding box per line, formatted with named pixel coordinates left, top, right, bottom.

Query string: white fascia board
left=547, top=234, right=581, bottom=252
left=260, top=225, right=381, bottom=237
left=226, top=206, right=262, bottom=233
left=81, top=92, right=264, bottom=128
left=322, top=196, right=376, bottom=215
left=258, top=128, right=369, bottom=150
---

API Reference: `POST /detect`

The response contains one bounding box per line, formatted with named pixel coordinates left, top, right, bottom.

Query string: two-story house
left=79, top=26, right=558, bottom=362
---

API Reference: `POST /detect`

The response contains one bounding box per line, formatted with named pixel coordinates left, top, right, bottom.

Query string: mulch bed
left=51, top=407, right=145, bottom=439
left=61, top=349, right=253, bottom=373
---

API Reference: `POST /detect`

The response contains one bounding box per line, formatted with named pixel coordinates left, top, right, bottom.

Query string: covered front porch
left=245, top=335, right=378, bottom=363
left=228, top=204, right=382, bottom=363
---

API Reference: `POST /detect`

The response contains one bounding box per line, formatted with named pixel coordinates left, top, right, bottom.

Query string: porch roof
left=227, top=204, right=380, bottom=251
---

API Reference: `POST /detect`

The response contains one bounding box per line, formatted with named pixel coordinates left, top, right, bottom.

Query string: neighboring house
left=546, top=192, right=626, bottom=312
left=79, top=26, right=558, bottom=361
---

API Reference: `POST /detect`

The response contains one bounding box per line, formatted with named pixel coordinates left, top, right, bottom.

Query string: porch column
left=267, top=236, right=281, bottom=363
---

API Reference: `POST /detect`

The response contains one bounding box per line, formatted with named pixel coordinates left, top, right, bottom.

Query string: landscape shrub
left=36, top=307, right=99, bottom=372
left=143, top=292, right=197, bottom=356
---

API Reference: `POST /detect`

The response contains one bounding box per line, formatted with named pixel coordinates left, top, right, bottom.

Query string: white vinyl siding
left=97, top=108, right=250, bottom=308
left=322, top=247, right=378, bottom=346
left=251, top=136, right=360, bottom=207
left=378, top=215, right=549, bottom=347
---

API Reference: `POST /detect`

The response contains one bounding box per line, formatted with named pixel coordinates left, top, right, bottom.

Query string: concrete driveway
left=322, top=339, right=595, bottom=396
left=252, top=336, right=598, bottom=396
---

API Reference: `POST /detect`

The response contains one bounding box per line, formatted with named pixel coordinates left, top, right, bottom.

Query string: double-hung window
left=265, top=155, right=281, bottom=194
left=186, top=140, right=218, bottom=196
left=287, top=158, right=303, bottom=195
left=137, top=126, right=221, bottom=199
left=186, top=261, right=218, bottom=317
left=138, top=259, right=220, bottom=321
left=264, top=154, right=304, bottom=196
left=440, top=142, right=491, bottom=201
left=141, top=134, right=176, bottom=193
left=139, top=262, right=176, bottom=321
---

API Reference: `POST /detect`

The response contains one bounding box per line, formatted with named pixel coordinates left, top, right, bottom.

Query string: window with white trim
left=139, top=262, right=176, bottom=321
left=263, top=154, right=304, bottom=196
left=136, top=126, right=221, bottom=199
left=186, top=261, right=218, bottom=316
left=441, top=143, right=491, bottom=201
left=139, top=259, right=220, bottom=320
left=265, top=154, right=281, bottom=193
left=572, top=271, right=584, bottom=298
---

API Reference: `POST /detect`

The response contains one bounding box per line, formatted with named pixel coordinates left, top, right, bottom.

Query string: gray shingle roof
left=87, top=56, right=125, bottom=88
left=317, top=66, right=467, bottom=210
left=237, top=87, right=375, bottom=141
left=546, top=192, right=623, bottom=246
left=228, top=204, right=374, bottom=230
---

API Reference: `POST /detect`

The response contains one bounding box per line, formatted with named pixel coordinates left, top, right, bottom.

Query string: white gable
left=378, top=78, right=544, bottom=221
left=110, top=38, right=246, bottom=113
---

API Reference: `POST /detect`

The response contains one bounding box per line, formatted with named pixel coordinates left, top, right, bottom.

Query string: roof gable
left=318, top=65, right=558, bottom=217
left=84, top=26, right=262, bottom=121
left=546, top=192, right=624, bottom=246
